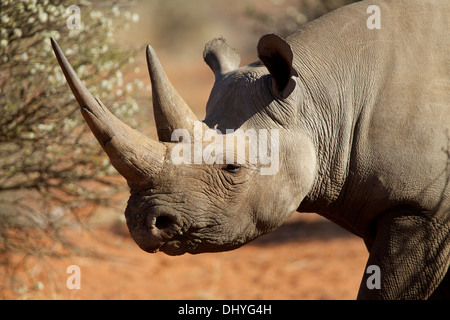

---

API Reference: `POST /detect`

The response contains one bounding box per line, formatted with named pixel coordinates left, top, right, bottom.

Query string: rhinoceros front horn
left=146, top=45, right=199, bottom=142
left=51, top=38, right=166, bottom=190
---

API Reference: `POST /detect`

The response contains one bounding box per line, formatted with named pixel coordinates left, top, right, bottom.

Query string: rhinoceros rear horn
left=51, top=38, right=166, bottom=189
left=203, top=37, right=241, bottom=78
left=146, top=45, right=199, bottom=142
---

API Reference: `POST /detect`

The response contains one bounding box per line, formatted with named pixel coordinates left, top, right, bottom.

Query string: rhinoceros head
left=51, top=34, right=316, bottom=255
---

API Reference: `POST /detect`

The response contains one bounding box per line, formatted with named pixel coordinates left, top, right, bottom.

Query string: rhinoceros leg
left=357, top=208, right=450, bottom=299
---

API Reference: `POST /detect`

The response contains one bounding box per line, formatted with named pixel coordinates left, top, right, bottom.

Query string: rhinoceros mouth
left=129, top=224, right=195, bottom=255
left=159, top=240, right=191, bottom=255
left=128, top=230, right=163, bottom=253
left=132, top=226, right=254, bottom=256
left=133, top=236, right=193, bottom=255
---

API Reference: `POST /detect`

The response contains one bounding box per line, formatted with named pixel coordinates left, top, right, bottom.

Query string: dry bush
left=0, top=0, right=144, bottom=296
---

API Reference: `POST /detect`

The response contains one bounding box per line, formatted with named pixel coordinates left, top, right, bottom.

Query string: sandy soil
left=3, top=210, right=368, bottom=300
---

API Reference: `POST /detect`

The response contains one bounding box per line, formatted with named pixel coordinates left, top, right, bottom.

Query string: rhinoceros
left=52, top=0, right=449, bottom=299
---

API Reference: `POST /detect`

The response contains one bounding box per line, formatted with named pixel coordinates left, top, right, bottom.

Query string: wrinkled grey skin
left=54, top=0, right=449, bottom=299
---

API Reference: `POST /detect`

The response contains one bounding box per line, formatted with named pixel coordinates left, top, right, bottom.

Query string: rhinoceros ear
left=257, top=34, right=298, bottom=99
left=203, top=37, right=241, bottom=79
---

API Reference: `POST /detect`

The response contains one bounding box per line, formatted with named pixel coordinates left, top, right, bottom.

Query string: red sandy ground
left=4, top=211, right=368, bottom=300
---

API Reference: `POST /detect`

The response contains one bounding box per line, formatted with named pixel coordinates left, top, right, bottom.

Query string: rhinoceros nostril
left=155, top=215, right=174, bottom=230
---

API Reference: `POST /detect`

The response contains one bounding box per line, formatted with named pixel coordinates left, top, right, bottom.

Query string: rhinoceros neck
left=288, top=2, right=379, bottom=233
left=292, top=0, right=450, bottom=237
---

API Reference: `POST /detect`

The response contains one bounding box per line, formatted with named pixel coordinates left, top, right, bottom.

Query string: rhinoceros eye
left=223, top=164, right=241, bottom=173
